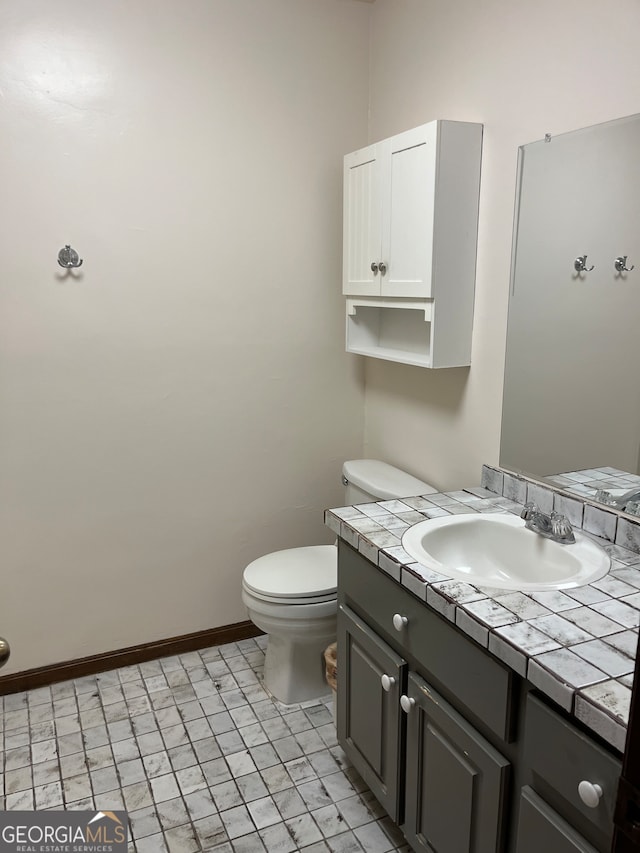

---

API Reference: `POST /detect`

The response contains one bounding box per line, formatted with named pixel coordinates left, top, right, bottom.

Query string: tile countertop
left=325, top=486, right=640, bottom=754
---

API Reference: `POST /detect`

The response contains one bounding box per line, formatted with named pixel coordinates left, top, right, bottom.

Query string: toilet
left=242, top=459, right=436, bottom=705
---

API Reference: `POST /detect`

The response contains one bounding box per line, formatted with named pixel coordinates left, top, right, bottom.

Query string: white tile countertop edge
left=325, top=485, right=639, bottom=754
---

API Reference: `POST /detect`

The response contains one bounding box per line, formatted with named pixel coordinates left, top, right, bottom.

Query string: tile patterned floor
left=0, top=636, right=409, bottom=852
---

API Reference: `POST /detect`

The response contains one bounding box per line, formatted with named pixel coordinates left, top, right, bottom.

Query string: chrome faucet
left=595, top=487, right=640, bottom=513
left=521, top=502, right=576, bottom=544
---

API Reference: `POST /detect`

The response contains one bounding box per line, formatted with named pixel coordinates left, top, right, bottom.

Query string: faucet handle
left=625, top=500, right=640, bottom=518
left=521, top=501, right=538, bottom=520
left=595, top=489, right=616, bottom=506
left=551, top=512, right=575, bottom=543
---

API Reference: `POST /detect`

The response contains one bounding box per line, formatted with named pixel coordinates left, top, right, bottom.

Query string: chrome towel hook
left=574, top=255, right=594, bottom=273
left=57, top=244, right=83, bottom=269
left=614, top=255, right=634, bottom=272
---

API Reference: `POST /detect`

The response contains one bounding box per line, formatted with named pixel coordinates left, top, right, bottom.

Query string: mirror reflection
left=500, top=113, right=640, bottom=510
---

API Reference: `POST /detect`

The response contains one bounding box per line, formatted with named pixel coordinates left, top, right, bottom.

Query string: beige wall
left=363, top=0, right=640, bottom=491
left=0, top=0, right=369, bottom=673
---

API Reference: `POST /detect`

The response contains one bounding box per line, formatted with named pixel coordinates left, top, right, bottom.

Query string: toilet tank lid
left=342, top=459, right=437, bottom=500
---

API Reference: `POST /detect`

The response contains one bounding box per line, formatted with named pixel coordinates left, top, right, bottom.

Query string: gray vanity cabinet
left=403, top=671, right=510, bottom=853
left=515, top=787, right=598, bottom=853
left=337, top=603, right=406, bottom=820
left=337, top=540, right=513, bottom=849
left=336, top=539, right=624, bottom=852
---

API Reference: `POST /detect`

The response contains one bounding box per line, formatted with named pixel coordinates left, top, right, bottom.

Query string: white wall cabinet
left=343, top=120, right=482, bottom=368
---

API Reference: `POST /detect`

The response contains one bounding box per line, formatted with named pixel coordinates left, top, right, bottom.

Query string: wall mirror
left=500, top=113, right=640, bottom=508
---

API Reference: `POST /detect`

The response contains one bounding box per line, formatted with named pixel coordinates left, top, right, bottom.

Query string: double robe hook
left=574, top=255, right=635, bottom=273
left=614, top=255, right=634, bottom=272
left=574, top=255, right=594, bottom=272
left=57, top=244, right=83, bottom=269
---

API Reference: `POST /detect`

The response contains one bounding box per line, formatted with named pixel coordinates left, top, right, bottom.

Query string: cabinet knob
left=392, top=613, right=408, bottom=631
left=379, top=261, right=387, bottom=275
left=578, top=781, right=603, bottom=809
left=380, top=674, right=396, bottom=692
left=400, top=695, right=415, bottom=714
left=370, top=262, right=379, bottom=274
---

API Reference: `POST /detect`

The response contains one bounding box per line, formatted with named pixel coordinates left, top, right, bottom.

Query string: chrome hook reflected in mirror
left=614, top=255, right=634, bottom=273
left=574, top=255, right=594, bottom=273
left=57, top=244, right=83, bottom=269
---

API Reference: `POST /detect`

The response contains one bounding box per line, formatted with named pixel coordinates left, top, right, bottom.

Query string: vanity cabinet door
left=522, top=693, right=620, bottom=851
left=516, top=787, right=599, bottom=853
left=402, top=671, right=510, bottom=853
left=337, top=603, right=406, bottom=821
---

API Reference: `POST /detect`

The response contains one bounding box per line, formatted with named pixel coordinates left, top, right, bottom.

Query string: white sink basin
left=401, top=513, right=610, bottom=592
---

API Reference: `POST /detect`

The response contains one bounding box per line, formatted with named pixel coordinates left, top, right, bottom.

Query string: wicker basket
left=324, top=642, right=337, bottom=691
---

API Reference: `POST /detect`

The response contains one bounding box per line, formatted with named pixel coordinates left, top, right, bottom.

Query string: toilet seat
left=242, top=544, right=337, bottom=603
left=243, top=585, right=336, bottom=606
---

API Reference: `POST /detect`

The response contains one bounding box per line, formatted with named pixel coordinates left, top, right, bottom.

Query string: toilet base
left=263, top=632, right=333, bottom=705
left=242, top=574, right=337, bottom=706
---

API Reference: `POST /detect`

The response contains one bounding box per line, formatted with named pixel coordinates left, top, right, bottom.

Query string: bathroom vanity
left=326, top=476, right=639, bottom=853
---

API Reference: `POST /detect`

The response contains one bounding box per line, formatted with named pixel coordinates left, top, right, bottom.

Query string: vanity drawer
left=523, top=693, right=621, bottom=846
left=338, top=540, right=514, bottom=741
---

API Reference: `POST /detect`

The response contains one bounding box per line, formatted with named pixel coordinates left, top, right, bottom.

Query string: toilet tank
left=342, top=459, right=437, bottom=504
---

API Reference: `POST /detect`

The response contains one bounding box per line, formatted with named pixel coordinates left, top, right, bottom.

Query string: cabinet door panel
left=523, top=693, right=620, bottom=847
left=516, top=787, right=599, bottom=853
left=381, top=126, right=437, bottom=298
left=403, top=672, right=510, bottom=853
left=337, top=604, right=406, bottom=821
left=343, top=145, right=382, bottom=296
left=420, top=724, right=475, bottom=852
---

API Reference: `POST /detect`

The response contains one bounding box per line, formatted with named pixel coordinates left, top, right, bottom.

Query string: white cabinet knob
left=381, top=674, right=396, bottom=692
left=578, top=781, right=603, bottom=809
left=392, top=613, right=408, bottom=631
left=400, top=695, right=415, bottom=714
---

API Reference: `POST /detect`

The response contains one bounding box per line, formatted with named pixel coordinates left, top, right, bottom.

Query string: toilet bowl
left=242, top=460, right=436, bottom=705
left=242, top=545, right=337, bottom=705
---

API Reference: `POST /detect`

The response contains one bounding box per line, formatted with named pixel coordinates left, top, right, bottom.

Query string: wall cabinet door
left=516, top=787, right=599, bottom=853
left=343, top=143, right=384, bottom=296
left=337, top=603, right=406, bottom=821
left=380, top=124, right=437, bottom=299
left=402, top=671, right=510, bottom=853
left=342, top=126, right=437, bottom=300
